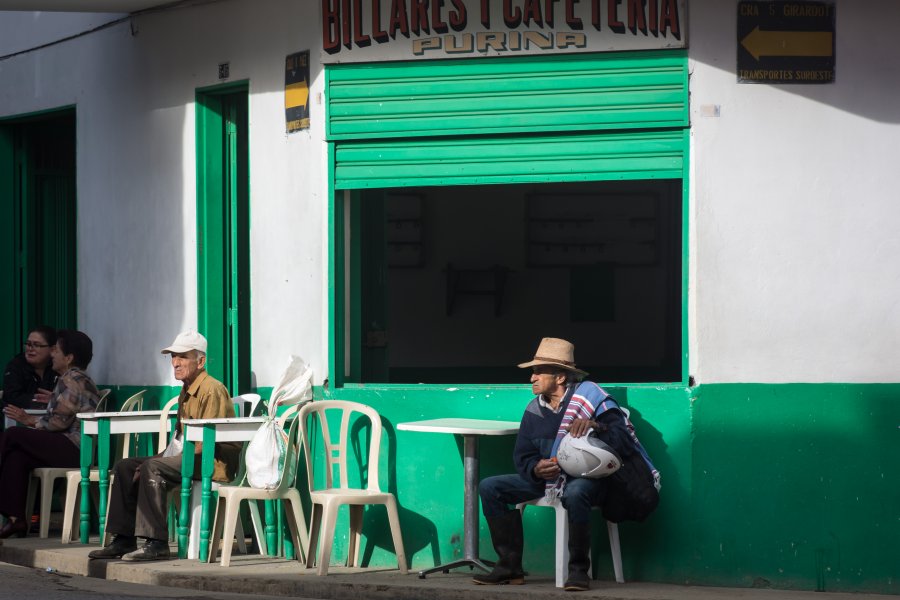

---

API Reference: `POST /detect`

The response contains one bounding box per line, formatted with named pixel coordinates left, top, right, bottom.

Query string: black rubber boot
left=564, top=523, right=592, bottom=591
left=472, top=511, right=525, bottom=585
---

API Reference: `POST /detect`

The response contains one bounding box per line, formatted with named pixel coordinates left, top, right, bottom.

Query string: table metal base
left=417, top=557, right=495, bottom=579
left=394, top=420, right=519, bottom=582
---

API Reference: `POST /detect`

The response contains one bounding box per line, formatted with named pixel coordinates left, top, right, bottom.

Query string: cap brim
left=161, top=345, right=193, bottom=354
left=517, top=359, right=588, bottom=377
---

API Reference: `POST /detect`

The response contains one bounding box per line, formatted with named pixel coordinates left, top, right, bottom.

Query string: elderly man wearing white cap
left=474, top=337, right=659, bottom=592
left=88, top=330, right=240, bottom=561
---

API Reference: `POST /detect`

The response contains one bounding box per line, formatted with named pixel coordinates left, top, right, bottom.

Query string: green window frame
left=326, top=51, right=689, bottom=390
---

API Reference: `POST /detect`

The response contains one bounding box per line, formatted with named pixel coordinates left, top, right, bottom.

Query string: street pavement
left=0, top=560, right=318, bottom=600
left=0, top=536, right=886, bottom=600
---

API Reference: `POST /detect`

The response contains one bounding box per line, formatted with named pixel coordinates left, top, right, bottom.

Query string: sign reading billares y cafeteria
left=320, top=0, right=686, bottom=63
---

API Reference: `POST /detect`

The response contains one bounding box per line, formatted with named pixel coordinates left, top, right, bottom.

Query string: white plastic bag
left=266, top=355, right=313, bottom=416
left=245, top=418, right=290, bottom=489
left=244, top=356, right=312, bottom=489
left=161, top=434, right=183, bottom=458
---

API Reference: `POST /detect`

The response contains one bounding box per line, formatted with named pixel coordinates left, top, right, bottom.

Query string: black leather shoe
left=563, top=570, right=590, bottom=592
left=88, top=535, right=137, bottom=559
left=0, top=519, right=28, bottom=539
left=472, top=565, right=526, bottom=585
left=122, top=539, right=171, bottom=561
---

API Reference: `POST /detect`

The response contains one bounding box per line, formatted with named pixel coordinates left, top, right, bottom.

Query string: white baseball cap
left=160, top=330, right=208, bottom=355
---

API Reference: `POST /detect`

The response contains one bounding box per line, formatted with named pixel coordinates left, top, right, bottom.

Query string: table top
left=398, top=418, right=519, bottom=435
left=183, top=416, right=266, bottom=442
left=183, top=416, right=266, bottom=426
left=78, top=409, right=176, bottom=435
left=77, top=409, right=175, bottom=420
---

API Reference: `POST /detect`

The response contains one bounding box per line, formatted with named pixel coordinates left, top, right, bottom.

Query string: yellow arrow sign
left=740, top=26, right=833, bottom=61
left=285, top=77, right=309, bottom=110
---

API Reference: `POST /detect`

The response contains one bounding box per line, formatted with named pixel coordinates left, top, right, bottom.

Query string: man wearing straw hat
left=475, top=337, right=646, bottom=591
left=88, top=330, right=240, bottom=561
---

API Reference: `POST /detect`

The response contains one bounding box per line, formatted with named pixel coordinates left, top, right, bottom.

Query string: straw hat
left=517, top=337, right=588, bottom=377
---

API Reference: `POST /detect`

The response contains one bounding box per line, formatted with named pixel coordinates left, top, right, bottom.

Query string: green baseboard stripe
left=92, top=382, right=897, bottom=594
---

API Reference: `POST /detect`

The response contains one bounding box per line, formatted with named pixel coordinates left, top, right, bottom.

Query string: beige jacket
left=177, top=370, right=240, bottom=482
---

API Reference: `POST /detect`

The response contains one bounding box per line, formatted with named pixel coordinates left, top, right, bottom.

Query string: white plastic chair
left=157, top=395, right=180, bottom=453
left=233, top=393, right=263, bottom=418
left=27, top=388, right=134, bottom=540
left=299, top=400, right=407, bottom=576
left=207, top=403, right=308, bottom=567
left=59, top=390, right=146, bottom=542
left=517, top=496, right=624, bottom=587
left=96, top=388, right=112, bottom=410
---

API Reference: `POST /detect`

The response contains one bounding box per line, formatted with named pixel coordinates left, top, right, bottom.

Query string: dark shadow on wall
left=609, top=397, right=681, bottom=583
left=351, top=414, right=440, bottom=570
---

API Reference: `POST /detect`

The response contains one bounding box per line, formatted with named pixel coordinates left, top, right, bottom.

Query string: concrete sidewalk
left=0, top=536, right=880, bottom=600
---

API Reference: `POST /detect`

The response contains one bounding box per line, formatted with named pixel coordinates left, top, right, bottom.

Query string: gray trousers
left=105, top=454, right=182, bottom=541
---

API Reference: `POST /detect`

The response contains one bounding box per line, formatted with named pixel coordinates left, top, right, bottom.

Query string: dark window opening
left=349, top=179, right=682, bottom=384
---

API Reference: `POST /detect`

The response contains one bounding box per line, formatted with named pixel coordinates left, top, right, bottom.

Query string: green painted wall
left=318, top=383, right=897, bottom=594
left=690, top=384, right=899, bottom=593
left=319, top=384, right=691, bottom=585
left=101, top=382, right=898, bottom=594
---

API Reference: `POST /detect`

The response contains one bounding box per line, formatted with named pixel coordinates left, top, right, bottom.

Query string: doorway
left=196, top=85, right=251, bottom=394
left=0, top=110, right=77, bottom=358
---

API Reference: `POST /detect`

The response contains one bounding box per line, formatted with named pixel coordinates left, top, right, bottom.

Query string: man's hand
left=566, top=418, right=596, bottom=438
left=33, top=388, right=53, bottom=405
left=534, top=458, right=561, bottom=481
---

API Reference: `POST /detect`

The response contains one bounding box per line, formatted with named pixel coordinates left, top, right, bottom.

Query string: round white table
left=397, top=417, right=519, bottom=578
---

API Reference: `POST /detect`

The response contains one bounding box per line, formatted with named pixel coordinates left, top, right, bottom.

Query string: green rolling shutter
left=326, top=50, right=687, bottom=141
left=328, top=50, right=688, bottom=189
left=334, top=129, right=686, bottom=189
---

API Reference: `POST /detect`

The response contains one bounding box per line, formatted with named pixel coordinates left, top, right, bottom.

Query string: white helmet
left=556, top=433, right=622, bottom=479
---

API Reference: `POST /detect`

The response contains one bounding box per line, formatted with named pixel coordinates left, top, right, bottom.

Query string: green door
left=0, top=112, right=77, bottom=359
left=196, top=86, right=250, bottom=394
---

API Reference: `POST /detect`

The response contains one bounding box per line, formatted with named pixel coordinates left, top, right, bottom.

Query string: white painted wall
left=0, top=1, right=328, bottom=388
left=0, top=11, right=121, bottom=56
left=689, top=0, right=900, bottom=383
left=3, top=0, right=898, bottom=388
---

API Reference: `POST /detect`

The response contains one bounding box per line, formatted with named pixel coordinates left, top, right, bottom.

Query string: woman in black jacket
left=2, top=326, right=58, bottom=409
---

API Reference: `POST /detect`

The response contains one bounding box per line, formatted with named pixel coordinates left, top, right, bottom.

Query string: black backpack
left=600, top=406, right=661, bottom=523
